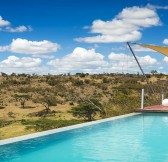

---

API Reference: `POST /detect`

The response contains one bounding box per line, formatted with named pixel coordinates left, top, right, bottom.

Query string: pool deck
left=135, top=105, right=168, bottom=112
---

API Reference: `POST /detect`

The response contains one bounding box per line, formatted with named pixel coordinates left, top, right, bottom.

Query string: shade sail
left=136, top=43, right=168, bottom=57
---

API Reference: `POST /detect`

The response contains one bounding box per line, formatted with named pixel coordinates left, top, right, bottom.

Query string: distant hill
left=0, top=73, right=167, bottom=139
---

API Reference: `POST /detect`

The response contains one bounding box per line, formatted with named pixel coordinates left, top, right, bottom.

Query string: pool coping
left=0, top=112, right=141, bottom=146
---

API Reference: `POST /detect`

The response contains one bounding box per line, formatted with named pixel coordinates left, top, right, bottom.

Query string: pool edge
left=0, top=112, right=141, bottom=146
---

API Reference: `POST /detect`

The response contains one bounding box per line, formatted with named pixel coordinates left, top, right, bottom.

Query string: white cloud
left=138, top=55, right=157, bottom=65
left=0, top=56, right=47, bottom=74
left=108, top=52, right=157, bottom=72
left=0, top=16, right=10, bottom=27
left=33, top=55, right=55, bottom=59
left=163, top=39, right=168, bottom=45
left=111, top=46, right=127, bottom=51
left=47, top=47, right=158, bottom=74
left=48, top=47, right=108, bottom=74
left=108, top=53, right=128, bottom=60
left=0, top=45, right=10, bottom=52
left=75, top=6, right=160, bottom=43
left=0, top=15, right=32, bottom=32
left=10, top=38, right=60, bottom=55
left=146, top=4, right=168, bottom=10
left=6, top=25, right=32, bottom=33
left=132, top=44, right=155, bottom=52
left=0, top=38, right=60, bottom=55
left=163, top=57, right=168, bottom=63
left=0, top=56, right=41, bottom=68
left=76, top=32, right=141, bottom=43
left=108, top=52, right=157, bottom=66
left=0, top=47, right=159, bottom=74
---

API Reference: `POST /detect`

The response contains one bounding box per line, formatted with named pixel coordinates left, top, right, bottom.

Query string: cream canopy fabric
left=136, top=43, right=168, bottom=57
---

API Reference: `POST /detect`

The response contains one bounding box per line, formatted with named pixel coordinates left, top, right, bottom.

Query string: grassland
left=0, top=73, right=167, bottom=139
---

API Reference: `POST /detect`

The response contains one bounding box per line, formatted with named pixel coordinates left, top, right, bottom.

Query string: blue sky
left=0, top=0, right=168, bottom=74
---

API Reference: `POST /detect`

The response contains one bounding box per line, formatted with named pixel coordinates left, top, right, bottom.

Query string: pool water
left=1, top=113, right=168, bottom=162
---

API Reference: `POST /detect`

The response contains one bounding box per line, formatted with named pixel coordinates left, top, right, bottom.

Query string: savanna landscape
left=0, top=72, right=166, bottom=139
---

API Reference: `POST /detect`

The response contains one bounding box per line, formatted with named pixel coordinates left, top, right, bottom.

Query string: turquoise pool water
left=1, top=113, right=168, bottom=162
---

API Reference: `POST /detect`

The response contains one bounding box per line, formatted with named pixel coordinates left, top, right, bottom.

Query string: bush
left=73, top=79, right=84, bottom=86
left=0, top=120, right=14, bottom=128
left=79, top=73, right=86, bottom=78
left=102, top=77, right=110, bottom=83
left=102, top=103, right=133, bottom=118
left=47, top=79, right=58, bottom=86
left=84, top=79, right=90, bottom=84
left=28, top=109, right=57, bottom=117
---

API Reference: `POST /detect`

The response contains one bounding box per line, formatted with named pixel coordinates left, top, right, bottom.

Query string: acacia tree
left=150, top=70, right=158, bottom=75
left=14, top=94, right=31, bottom=108
left=70, top=102, right=102, bottom=121
left=1, top=72, right=8, bottom=77
left=34, top=94, right=57, bottom=113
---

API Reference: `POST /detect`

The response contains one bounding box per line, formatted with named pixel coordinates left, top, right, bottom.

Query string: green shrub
left=70, top=103, right=101, bottom=121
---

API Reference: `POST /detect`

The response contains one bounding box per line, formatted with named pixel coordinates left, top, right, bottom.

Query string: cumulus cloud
left=0, top=16, right=10, bottom=27
left=0, top=38, right=60, bottom=55
left=0, top=47, right=159, bottom=74
left=48, top=47, right=108, bottom=74
left=0, top=56, right=46, bottom=74
left=6, top=25, right=32, bottom=33
left=132, top=44, right=155, bottom=52
left=146, top=4, right=168, bottom=10
left=111, top=46, right=127, bottom=51
left=10, top=38, right=60, bottom=55
left=163, top=39, right=168, bottom=45
left=32, top=55, right=55, bottom=59
left=0, top=56, right=41, bottom=68
left=0, top=45, right=10, bottom=52
left=75, top=6, right=160, bottom=43
left=0, top=15, right=32, bottom=32
left=47, top=47, right=158, bottom=74
left=163, top=57, right=168, bottom=63
left=108, top=52, right=157, bottom=72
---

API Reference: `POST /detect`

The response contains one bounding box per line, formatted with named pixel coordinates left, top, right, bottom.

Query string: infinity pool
left=1, top=113, right=168, bottom=162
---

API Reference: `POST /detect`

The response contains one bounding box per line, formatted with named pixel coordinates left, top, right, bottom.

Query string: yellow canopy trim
left=136, top=43, right=168, bottom=57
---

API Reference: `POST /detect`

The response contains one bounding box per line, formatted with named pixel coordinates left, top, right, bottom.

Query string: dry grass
left=0, top=122, right=35, bottom=140
left=0, top=74, right=167, bottom=139
left=0, top=103, right=76, bottom=139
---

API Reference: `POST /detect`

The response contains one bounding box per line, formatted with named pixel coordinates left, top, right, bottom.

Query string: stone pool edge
left=0, top=112, right=141, bottom=146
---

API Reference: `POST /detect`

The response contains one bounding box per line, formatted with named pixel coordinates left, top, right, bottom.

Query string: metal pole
left=127, top=42, right=146, bottom=76
left=127, top=42, right=156, bottom=96
left=161, top=89, right=164, bottom=103
left=162, top=94, right=164, bottom=102
left=141, top=89, right=144, bottom=109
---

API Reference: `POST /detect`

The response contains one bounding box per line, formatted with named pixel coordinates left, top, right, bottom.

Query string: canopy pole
left=127, top=42, right=156, bottom=96
left=127, top=42, right=146, bottom=76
